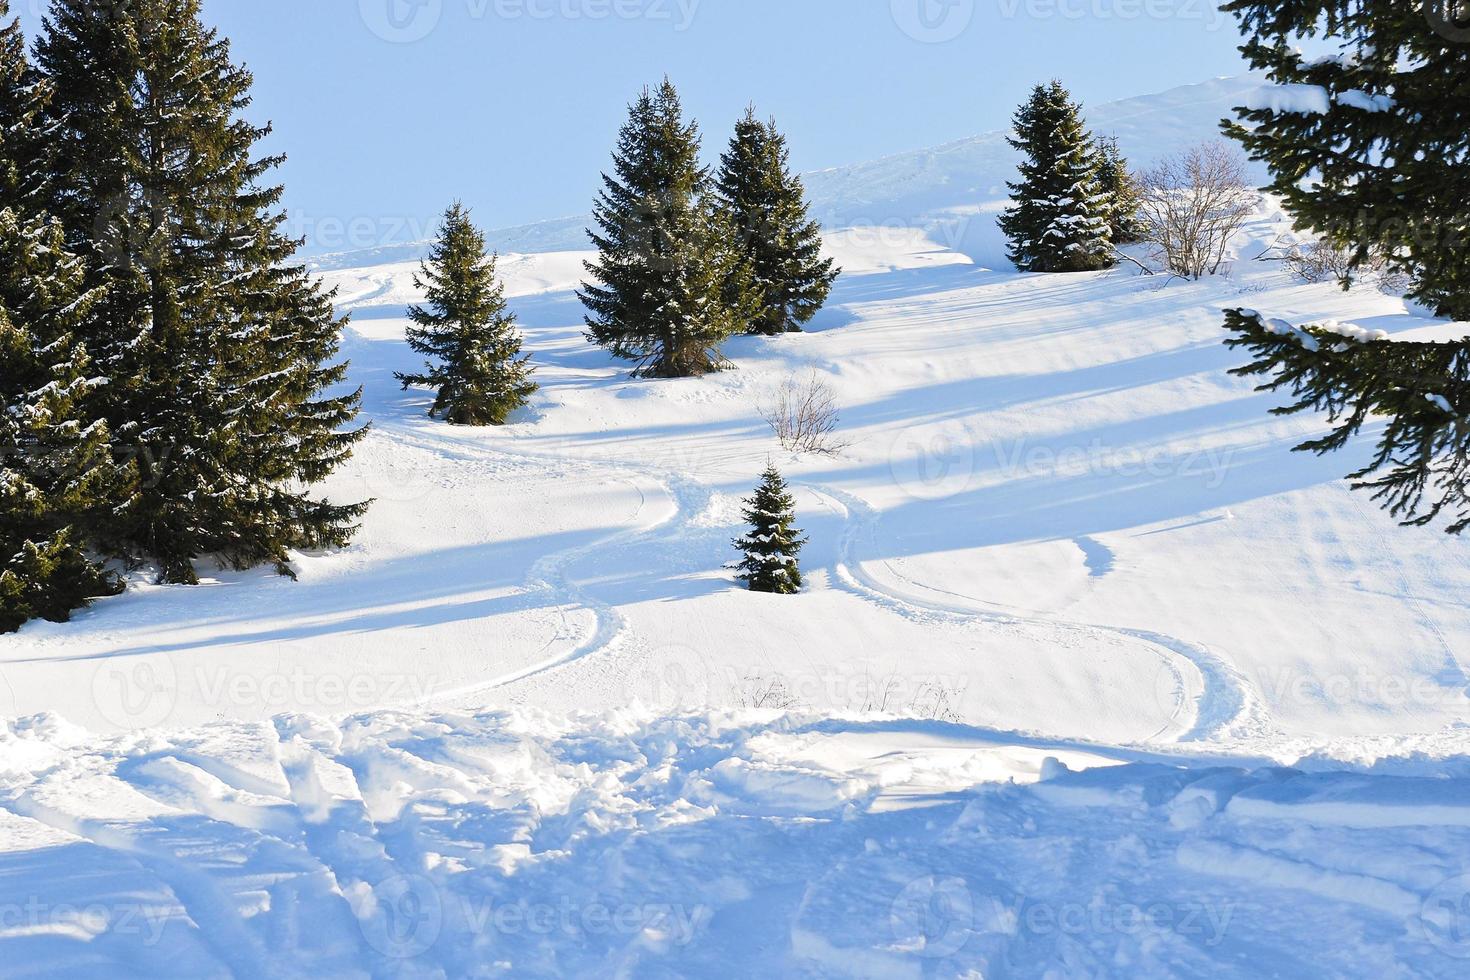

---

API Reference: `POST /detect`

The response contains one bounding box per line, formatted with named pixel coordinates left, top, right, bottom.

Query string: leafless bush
left=1138, top=141, right=1258, bottom=279
left=1286, top=238, right=1413, bottom=295
left=908, top=681, right=962, bottom=723
left=731, top=674, right=804, bottom=711
left=761, top=371, right=848, bottom=455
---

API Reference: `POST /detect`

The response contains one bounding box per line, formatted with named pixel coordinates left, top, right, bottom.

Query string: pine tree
left=1218, top=5, right=1470, bottom=534
left=38, top=0, right=367, bottom=584
left=0, top=2, right=127, bottom=632
left=396, top=204, right=537, bottom=426
left=999, top=81, right=1114, bottom=273
left=1222, top=0, right=1470, bottom=319
left=715, top=107, right=839, bottom=336
left=732, top=463, right=807, bottom=595
left=0, top=212, right=128, bottom=634
left=0, top=3, right=48, bottom=210
left=1095, top=136, right=1144, bottom=246
left=580, top=79, right=756, bottom=377
left=1223, top=308, right=1470, bottom=533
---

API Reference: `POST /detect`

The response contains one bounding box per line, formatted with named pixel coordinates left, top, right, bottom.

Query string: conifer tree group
left=1219, top=1, right=1470, bottom=534
left=732, top=462, right=806, bottom=595
left=1, top=0, right=366, bottom=630
left=1000, top=81, right=1129, bottom=274
left=581, top=80, right=839, bottom=375
left=397, top=204, right=537, bottom=426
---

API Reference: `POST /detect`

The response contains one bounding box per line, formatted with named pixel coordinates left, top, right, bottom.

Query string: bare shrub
left=1285, top=238, right=1358, bottom=284
left=1138, top=141, right=1258, bottom=279
left=761, top=371, right=848, bottom=455
left=1286, top=238, right=1413, bottom=295
left=908, top=681, right=962, bottom=723
left=731, top=674, right=804, bottom=711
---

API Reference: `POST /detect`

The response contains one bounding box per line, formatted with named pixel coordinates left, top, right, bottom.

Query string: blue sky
left=15, top=0, right=1255, bottom=253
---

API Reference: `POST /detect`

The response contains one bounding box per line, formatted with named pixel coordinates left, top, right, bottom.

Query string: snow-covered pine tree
left=580, top=79, right=756, bottom=377
left=1222, top=0, right=1470, bottom=319
left=1223, top=308, right=1470, bottom=533
left=0, top=2, right=128, bottom=633
left=38, top=0, right=367, bottom=584
left=999, top=81, right=1114, bottom=273
left=1218, top=5, right=1470, bottom=534
left=1095, top=135, right=1144, bottom=246
left=714, top=107, right=839, bottom=336
left=396, top=204, right=537, bottom=426
left=732, top=462, right=807, bottom=595
left=0, top=4, right=47, bottom=209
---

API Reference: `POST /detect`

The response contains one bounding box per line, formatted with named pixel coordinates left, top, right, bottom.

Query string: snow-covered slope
left=5, top=73, right=1470, bottom=977
left=10, top=209, right=1468, bottom=751
left=308, top=75, right=1266, bottom=272
left=4, top=709, right=1470, bottom=977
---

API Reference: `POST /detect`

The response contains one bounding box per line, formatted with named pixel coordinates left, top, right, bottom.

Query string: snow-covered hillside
left=308, top=75, right=1267, bottom=272
left=5, top=74, right=1470, bottom=977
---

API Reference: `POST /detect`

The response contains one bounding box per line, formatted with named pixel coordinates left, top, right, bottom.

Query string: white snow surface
left=5, top=75, right=1470, bottom=977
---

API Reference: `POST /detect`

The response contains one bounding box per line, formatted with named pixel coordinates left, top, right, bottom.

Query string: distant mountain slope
left=309, top=74, right=1267, bottom=272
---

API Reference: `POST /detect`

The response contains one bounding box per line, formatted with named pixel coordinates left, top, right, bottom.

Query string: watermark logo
left=890, top=875, right=975, bottom=958
left=361, top=0, right=444, bottom=43
left=1420, top=874, right=1470, bottom=957
left=359, top=874, right=445, bottom=959
left=891, top=0, right=975, bottom=42
left=886, top=423, right=978, bottom=501
left=1427, top=1, right=1470, bottom=43
left=91, top=655, right=178, bottom=730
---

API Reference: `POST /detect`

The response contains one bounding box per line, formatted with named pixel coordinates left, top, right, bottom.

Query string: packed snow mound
left=307, top=75, right=1268, bottom=272
left=2, top=709, right=1469, bottom=978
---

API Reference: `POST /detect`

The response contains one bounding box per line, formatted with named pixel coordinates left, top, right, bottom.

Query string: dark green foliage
left=999, top=81, right=1114, bottom=273
left=38, top=0, right=367, bottom=584
left=0, top=4, right=49, bottom=210
left=580, top=79, right=756, bottom=377
left=732, top=463, right=807, bottom=595
left=715, top=107, right=839, bottom=336
left=1221, top=0, right=1470, bottom=318
left=1224, top=308, right=1470, bottom=534
left=1, top=530, right=122, bottom=633
left=396, top=204, right=537, bottom=426
left=0, top=214, right=129, bottom=633
left=1095, top=136, right=1144, bottom=246
left=0, top=5, right=126, bottom=633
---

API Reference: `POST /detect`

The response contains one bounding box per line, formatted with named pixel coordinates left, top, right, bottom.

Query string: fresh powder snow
left=4, top=76, right=1470, bottom=978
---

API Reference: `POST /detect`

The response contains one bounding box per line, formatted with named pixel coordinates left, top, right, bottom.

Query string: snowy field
left=5, top=78, right=1470, bottom=976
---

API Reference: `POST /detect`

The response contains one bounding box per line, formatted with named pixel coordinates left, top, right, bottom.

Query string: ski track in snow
left=370, top=414, right=716, bottom=707
left=372, top=406, right=1260, bottom=750
left=801, top=482, right=1271, bottom=744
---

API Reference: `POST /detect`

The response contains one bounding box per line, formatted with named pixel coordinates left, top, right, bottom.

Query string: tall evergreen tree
left=1222, top=0, right=1470, bottom=319
left=1095, top=135, right=1144, bottom=246
left=1218, top=4, right=1470, bottom=534
left=0, top=213, right=127, bottom=632
left=0, top=1, right=127, bottom=632
left=38, top=0, right=367, bottom=584
left=999, top=81, right=1114, bottom=273
left=580, top=79, right=755, bottom=377
left=732, top=463, right=807, bottom=595
left=715, top=107, right=839, bottom=336
left=0, top=4, right=47, bottom=209
left=396, top=203, right=537, bottom=426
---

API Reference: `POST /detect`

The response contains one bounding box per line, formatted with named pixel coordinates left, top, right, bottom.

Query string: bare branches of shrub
left=1137, top=141, right=1258, bottom=280
left=761, top=370, right=848, bottom=455
left=1285, top=238, right=1412, bottom=295
left=731, top=674, right=803, bottom=711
